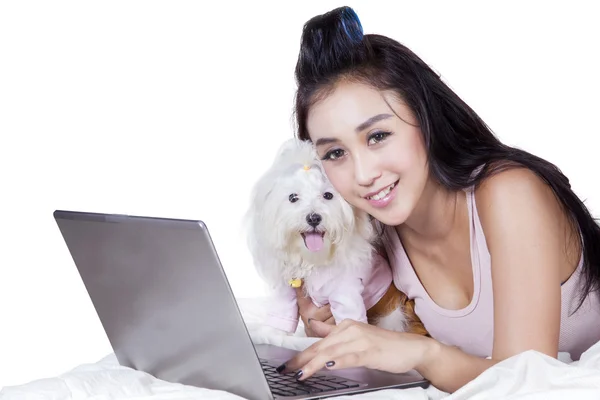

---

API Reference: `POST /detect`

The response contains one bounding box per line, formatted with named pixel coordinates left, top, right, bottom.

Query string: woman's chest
left=403, top=238, right=475, bottom=311
left=389, top=238, right=496, bottom=358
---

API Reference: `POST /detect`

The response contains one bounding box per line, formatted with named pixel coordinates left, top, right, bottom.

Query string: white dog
left=245, top=138, right=427, bottom=337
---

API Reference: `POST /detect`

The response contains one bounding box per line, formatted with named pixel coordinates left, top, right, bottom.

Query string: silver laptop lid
left=53, top=210, right=272, bottom=400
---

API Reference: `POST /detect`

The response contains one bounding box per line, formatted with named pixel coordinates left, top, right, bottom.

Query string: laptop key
left=300, top=385, right=323, bottom=393
left=264, top=360, right=363, bottom=395
left=288, top=388, right=310, bottom=395
left=269, top=376, right=292, bottom=382
left=287, top=382, right=316, bottom=391
left=271, top=388, right=295, bottom=396
left=270, top=383, right=287, bottom=389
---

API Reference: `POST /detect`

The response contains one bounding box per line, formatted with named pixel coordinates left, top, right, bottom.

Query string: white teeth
left=368, top=182, right=396, bottom=200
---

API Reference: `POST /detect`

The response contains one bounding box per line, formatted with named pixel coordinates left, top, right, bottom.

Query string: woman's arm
left=294, top=286, right=335, bottom=336
left=477, top=167, right=571, bottom=361
left=416, top=167, right=572, bottom=391
left=415, top=338, right=496, bottom=392
left=287, top=320, right=498, bottom=393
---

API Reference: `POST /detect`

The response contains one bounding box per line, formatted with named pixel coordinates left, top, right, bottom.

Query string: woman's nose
left=354, top=154, right=381, bottom=187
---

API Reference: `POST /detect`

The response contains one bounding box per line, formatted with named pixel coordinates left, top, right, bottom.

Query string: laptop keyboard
left=259, top=358, right=362, bottom=397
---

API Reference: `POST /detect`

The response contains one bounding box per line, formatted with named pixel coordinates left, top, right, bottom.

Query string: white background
left=1, top=0, right=598, bottom=390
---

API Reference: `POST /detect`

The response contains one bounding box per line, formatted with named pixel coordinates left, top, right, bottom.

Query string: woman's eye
left=289, top=193, right=299, bottom=203
left=368, top=131, right=391, bottom=145
left=322, top=148, right=345, bottom=161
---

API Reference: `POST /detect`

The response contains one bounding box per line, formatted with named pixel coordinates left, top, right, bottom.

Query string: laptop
left=53, top=210, right=429, bottom=399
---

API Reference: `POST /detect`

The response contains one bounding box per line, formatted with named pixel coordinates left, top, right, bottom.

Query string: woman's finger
left=303, top=309, right=334, bottom=337
left=304, top=316, right=335, bottom=338
left=279, top=333, right=336, bottom=373
left=322, top=350, right=368, bottom=371
left=295, top=285, right=333, bottom=330
left=295, top=286, right=316, bottom=332
left=281, top=320, right=358, bottom=373
left=295, top=286, right=312, bottom=310
left=308, top=319, right=335, bottom=338
left=295, top=286, right=328, bottom=318
left=313, top=303, right=333, bottom=321
left=296, top=342, right=367, bottom=381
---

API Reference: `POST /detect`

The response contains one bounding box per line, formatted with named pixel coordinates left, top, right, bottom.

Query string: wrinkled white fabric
left=1, top=297, right=599, bottom=400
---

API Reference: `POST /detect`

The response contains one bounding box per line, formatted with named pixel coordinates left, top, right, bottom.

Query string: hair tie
left=340, top=7, right=363, bottom=44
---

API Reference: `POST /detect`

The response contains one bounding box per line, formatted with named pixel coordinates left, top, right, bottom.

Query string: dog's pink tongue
left=304, top=232, right=324, bottom=252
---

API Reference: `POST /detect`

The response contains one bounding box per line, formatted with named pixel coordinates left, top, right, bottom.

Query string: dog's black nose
left=306, top=213, right=322, bottom=228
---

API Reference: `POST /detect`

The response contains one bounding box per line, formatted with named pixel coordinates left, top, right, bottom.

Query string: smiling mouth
left=366, top=181, right=398, bottom=200
left=301, top=231, right=325, bottom=252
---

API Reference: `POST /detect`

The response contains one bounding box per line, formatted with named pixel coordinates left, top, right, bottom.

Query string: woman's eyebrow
left=355, top=113, right=393, bottom=132
left=315, top=113, right=394, bottom=147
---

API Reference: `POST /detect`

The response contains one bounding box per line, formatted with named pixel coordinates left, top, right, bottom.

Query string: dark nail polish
left=276, top=364, right=286, bottom=373
left=307, top=318, right=313, bottom=325
left=326, top=361, right=335, bottom=367
left=294, top=370, right=303, bottom=380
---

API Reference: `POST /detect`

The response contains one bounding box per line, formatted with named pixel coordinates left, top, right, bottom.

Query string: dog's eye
left=289, top=193, right=299, bottom=203
left=323, top=192, right=333, bottom=200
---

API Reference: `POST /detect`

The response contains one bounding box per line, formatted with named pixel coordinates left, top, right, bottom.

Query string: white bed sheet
left=1, top=297, right=600, bottom=400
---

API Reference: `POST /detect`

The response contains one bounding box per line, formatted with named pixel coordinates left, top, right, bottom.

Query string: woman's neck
left=397, top=177, right=460, bottom=241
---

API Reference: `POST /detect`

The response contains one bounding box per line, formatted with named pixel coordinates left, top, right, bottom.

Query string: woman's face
left=306, top=81, right=429, bottom=226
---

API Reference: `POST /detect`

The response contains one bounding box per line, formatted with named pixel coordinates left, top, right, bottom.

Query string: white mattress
left=1, top=297, right=600, bottom=400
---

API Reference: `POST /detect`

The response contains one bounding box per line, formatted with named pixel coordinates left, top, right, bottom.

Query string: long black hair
left=293, top=6, right=600, bottom=311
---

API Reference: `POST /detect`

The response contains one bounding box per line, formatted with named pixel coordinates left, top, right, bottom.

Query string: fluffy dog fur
left=245, top=138, right=427, bottom=336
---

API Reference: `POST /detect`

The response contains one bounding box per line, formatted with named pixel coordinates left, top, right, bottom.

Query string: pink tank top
left=382, top=187, right=600, bottom=360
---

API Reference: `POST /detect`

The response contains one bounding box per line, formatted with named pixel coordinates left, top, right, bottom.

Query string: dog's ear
left=272, top=137, right=320, bottom=170
left=272, top=138, right=300, bottom=161
left=249, top=176, right=274, bottom=211
left=243, top=167, right=274, bottom=250
left=243, top=190, right=280, bottom=290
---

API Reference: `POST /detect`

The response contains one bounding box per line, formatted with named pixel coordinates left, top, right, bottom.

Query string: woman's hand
left=279, top=318, right=437, bottom=380
left=294, top=286, right=335, bottom=337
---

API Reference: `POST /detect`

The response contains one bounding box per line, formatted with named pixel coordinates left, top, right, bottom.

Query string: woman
left=277, top=6, right=600, bottom=393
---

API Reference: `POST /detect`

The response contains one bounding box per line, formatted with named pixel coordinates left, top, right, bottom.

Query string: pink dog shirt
left=265, top=252, right=393, bottom=333
left=381, top=187, right=600, bottom=360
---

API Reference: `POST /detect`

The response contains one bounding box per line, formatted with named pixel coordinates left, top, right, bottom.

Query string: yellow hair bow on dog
left=288, top=278, right=302, bottom=288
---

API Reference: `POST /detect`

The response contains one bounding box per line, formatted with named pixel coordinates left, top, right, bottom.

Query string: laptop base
left=256, top=344, right=429, bottom=399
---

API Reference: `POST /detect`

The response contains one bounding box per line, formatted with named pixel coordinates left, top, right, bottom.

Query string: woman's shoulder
left=474, top=166, right=562, bottom=220
left=473, top=165, right=579, bottom=259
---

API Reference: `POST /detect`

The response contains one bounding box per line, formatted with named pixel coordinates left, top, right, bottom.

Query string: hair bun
left=296, top=6, right=367, bottom=85
left=337, top=6, right=364, bottom=43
